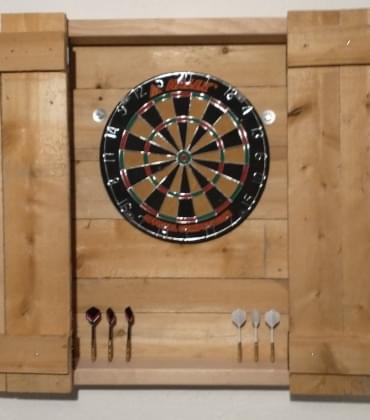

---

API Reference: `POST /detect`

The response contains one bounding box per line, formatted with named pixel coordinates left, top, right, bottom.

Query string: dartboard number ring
left=100, top=72, right=269, bottom=243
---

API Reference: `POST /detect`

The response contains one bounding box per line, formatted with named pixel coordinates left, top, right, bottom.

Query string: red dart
left=124, top=307, right=135, bottom=362
left=86, top=307, right=102, bottom=362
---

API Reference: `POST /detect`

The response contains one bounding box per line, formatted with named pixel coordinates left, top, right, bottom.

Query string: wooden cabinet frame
left=0, top=10, right=369, bottom=398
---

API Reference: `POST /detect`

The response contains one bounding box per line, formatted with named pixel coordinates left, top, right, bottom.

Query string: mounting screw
left=92, top=108, right=107, bottom=123
left=262, top=110, right=276, bottom=125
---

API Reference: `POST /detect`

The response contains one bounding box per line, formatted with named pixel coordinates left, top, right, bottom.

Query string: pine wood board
left=6, top=373, right=72, bottom=394
left=1, top=13, right=66, bottom=32
left=77, top=278, right=288, bottom=314
left=74, top=146, right=286, bottom=221
left=0, top=32, right=66, bottom=72
left=73, top=45, right=286, bottom=89
left=290, top=373, right=370, bottom=397
left=0, top=335, right=69, bottom=374
left=0, top=75, right=4, bottom=336
left=76, top=312, right=288, bottom=368
left=73, top=86, right=287, bottom=154
left=75, top=365, right=289, bottom=387
left=75, top=219, right=287, bottom=279
left=290, top=336, right=370, bottom=375
left=2, top=72, right=72, bottom=336
left=288, top=9, right=370, bottom=67
left=69, top=18, right=287, bottom=46
left=265, top=220, right=288, bottom=278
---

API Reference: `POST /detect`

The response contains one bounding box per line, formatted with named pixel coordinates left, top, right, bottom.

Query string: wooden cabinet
left=0, top=9, right=369, bottom=398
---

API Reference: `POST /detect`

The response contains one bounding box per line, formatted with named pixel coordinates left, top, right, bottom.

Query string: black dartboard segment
left=100, top=72, right=269, bottom=243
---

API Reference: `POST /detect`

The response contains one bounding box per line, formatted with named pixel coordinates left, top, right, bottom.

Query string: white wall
left=1, top=0, right=370, bottom=418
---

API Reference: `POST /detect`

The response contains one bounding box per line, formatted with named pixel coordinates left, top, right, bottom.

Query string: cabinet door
left=288, top=9, right=370, bottom=397
left=0, top=13, right=72, bottom=394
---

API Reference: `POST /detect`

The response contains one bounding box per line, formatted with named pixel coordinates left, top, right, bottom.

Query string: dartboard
left=100, top=72, right=269, bottom=243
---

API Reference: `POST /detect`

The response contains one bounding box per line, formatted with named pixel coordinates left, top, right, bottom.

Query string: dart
left=264, top=309, right=280, bottom=363
left=124, top=306, right=135, bottom=362
left=106, top=308, right=117, bottom=362
left=232, top=309, right=247, bottom=363
left=251, top=310, right=261, bottom=362
left=85, top=306, right=102, bottom=362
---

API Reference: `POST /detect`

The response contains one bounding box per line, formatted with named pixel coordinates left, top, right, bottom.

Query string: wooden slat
left=290, top=374, right=370, bottom=397
left=77, top=278, right=288, bottom=313
left=288, top=67, right=342, bottom=338
left=69, top=18, right=287, bottom=46
left=0, top=336, right=69, bottom=374
left=0, top=75, right=4, bottom=338
left=76, top=366, right=289, bottom=387
left=340, top=65, right=370, bottom=337
left=0, top=374, right=5, bottom=391
left=73, top=86, right=287, bottom=155
left=76, top=312, right=288, bottom=367
left=6, top=373, right=72, bottom=394
left=76, top=219, right=265, bottom=279
left=2, top=73, right=71, bottom=337
left=74, top=147, right=286, bottom=221
left=265, top=220, right=288, bottom=278
left=74, top=45, right=287, bottom=89
left=290, top=336, right=370, bottom=375
left=288, top=9, right=370, bottom=67
left=1, top=13, right=66, bottom=32
left=0, top=32, right=66, bottom=72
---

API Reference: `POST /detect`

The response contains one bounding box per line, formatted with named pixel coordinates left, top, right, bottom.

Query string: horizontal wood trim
left=290, top=374, right=370, bottom=397
left=73, top=45, right=287, bottom=89
left=75, top=365, right=289, bottom=386
left=0, top=335, right=70, bottom=374
left=76, top=312, right=288, bottom=367
left=68, top=18, right=287, bottom=46
left=6, top=373, right=72, bottom=394
left=76, top=220, right=283, bottom=278
left=290, top=336, right=370, bottom=375
left=288, top=9, right=370, bottom=67
left=0, top=32, right=66, bottom=72
left=77, top=278, right=288, bottom=313
left=288, top=25, right=370, bottom=67
left=1, top=13, right=66, bottom=32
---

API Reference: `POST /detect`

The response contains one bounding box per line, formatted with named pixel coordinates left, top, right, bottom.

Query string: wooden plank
left=288, top=67, right=342, bottom=338
left=290, top=336, right=370, bottom=375
left=75, top=366, right=289, bottom=387
left=0, top=32, right=66, bottom=72
left=290, top=374, right=370, bottom=397
left=74, top=45, right=287, bottom=89
left=76, top=219, right=264, bottom=279
left=6, top=373, right=72, bottom=394
left=2, top=73, right=71, bottom=336
left=288, top=9, right=370, bottom=67
left=1, top=13, right=66, bottom=32
left=0, top=75, right=4, bottom=337
left=69, top=18, right=287, bottom=46
left=73, top=86, right=287, bottom=155
left=340, top=66, right=370, bottom=337
left=0, top=335, right=69, bottom=374
left=0, top=374, right=5, bottom=391
left=77, top=278, right=288, bottom=314
left=74, top=147, right=286, bottom=221
left=76, top=312, right=288, bottom=367
left=265, top=220, right=288, bottom=278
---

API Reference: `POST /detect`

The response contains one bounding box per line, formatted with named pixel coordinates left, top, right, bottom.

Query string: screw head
left=92, top=108, right=107, bottom=123
left=262, top=110, right=276, bottom=125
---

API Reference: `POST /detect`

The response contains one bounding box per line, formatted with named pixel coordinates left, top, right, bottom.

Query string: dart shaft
left=91, top=325, right=97, bottom=362
left=126, top=324, right=132, bottom=362
left=108, top=326, right=113, bottom=362
left=237, top=341, right=243, bottom=363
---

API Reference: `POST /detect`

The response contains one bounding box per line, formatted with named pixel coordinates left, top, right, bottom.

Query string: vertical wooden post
left=0, top=13, right=72, bottom=394
left=288, top=9, right=370, bottom=397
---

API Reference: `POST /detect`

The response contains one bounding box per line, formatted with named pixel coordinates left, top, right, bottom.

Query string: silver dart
left=232, top=309, right=247, bottom=363
left=264, top=309, right=281, bottom=363
left=251, top=310, right=261, bottom=362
